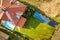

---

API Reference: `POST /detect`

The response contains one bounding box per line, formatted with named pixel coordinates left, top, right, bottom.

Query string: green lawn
left=20, top=23, right=54, bottom=40
left=24, top=16, right=43, bottom=29
left=0, top=26, right=31, bottom=40
left=14, top=1, right=54, bottom=39
left=14, top=15, right=43, bottom=31
left=0, top=0, right=55, bottom=40
left=14, top=16, right=54, bottom=40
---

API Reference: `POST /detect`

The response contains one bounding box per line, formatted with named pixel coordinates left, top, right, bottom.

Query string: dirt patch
left=21, top=0, right=60, bottom=18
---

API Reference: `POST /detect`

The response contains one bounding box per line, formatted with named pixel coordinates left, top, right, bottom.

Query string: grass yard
left=14, top=15, right=54, bottom=40
left=0, top=26, right=31, bottom=40
left=14, top=15, right=43, bottom=31
left=0, top=0, right=55, bottom=40
left=24, top=16, right=43, bottom=29
left=14, top=1, right=54, bottom=40
left=20, top=23, right=54, bottom=40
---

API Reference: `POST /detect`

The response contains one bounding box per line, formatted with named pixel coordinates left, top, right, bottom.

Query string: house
left=0, top=8, right=4, bottom=19
left=0, top=0, right=27, bottom=30
left=17, top=16, right=27, bottom=28
left=0, top=0, right=14, bottom=19
left=0, top=0, right=2, bottom=7
left=2, top=1, right=26, bottom=25
left=0, top=31, right=9, bottom=40
left=0, top=0, right=17, bottom=8
left=0, top=0, right=11, bottom=8
left=2, top=21, right=16, bottom=30
left=33, top=12, right=57, bottom=27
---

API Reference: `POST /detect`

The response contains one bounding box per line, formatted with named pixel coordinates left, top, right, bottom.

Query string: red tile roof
left=1, top=11, right=24, bottom=25
left=0, top=8, right=4, bottom=19
left=2, top=0, right=11, bottom=8
left=0, top=0, right=1, bottom=4
left=1, top=1, right=27, bottom=27
left=2, top=13, right=27, bottom=27
left=1, top=13, right=8, bottom=21
left=7, top=6, right=26, bottom=14
left=2, top=12, right=19, bottom=25
left=17, top=17, right=27, bottom=27
left=0, top=12, right=4, bottom=19
left=7, top=2, right=26, bottom=13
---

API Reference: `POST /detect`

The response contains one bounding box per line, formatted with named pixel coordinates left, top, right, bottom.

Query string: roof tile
left=17, top=17, right=27, bottom=27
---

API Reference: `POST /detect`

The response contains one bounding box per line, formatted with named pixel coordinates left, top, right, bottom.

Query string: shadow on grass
left=24, top=15, right=43, bottom=29
left=18, top=1, right=44, bottom=29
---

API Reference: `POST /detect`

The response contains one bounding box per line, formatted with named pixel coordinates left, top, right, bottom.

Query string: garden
left=14, top=0, right=55, bottom=40
left=0, top=0, right=55, bottom=40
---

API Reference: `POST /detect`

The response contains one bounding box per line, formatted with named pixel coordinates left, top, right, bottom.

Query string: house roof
left=0, top=12, right=4, bottom=19
left=0, top=0, right=3, bottom=7
left=0, top=0, right=17, bottom=8
left=0, top=8, right=4, bottom=19
left=1, top=0, right=27, bottom=29
left=7, top=1, right=26, bottom=13
left=2, top=13, right=27, bottom=27
left=2, top=0, right=11, bottom=8
left=0, top=0, right=1, bottom=4
left=2, top=11, right=21, bottom=25
left=1, top=1, right=26, bottom=24
left=17, top=17, right=27, bottom=27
